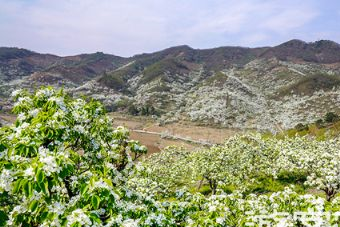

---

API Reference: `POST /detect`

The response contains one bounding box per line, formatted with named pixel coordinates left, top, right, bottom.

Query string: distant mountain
left=1, top=40, right=340, bottom=131
left=0, top=47, right=128, bottom=84
left=260, top=39, right=340, bottom=63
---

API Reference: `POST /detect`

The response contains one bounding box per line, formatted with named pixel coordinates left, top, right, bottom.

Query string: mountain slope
left=1, top=40, right=340, bottom=131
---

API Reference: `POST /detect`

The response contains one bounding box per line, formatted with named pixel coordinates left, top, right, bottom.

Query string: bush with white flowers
left=130, top=146, right=194, bottom=197
left=273, top=136, right=340, bottom=201
left=143, top=134, right=340, bottom=200
left=0, top=87, right=177, bottom=226
left=135, top=135, right=340, bottom=225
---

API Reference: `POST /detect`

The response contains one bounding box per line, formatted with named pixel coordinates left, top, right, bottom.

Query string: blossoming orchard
left=2, top=87, right=340, bottom=226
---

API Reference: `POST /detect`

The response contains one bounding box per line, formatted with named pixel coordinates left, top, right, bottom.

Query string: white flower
left=91, top=179, right=111, bottom=191
left=17, top=113, right=26, bottom=122
left=122, top=219, right=139, bottom=227
left=36, top=88, right=54, bottom=98
left=23, top=167, right=35, bottom=177
left=29, top=108, right=40, bottom=117
left=208, top=205, right=216, bottom=212
left=48, top=202, right=65, bottom=215
left=11, top=89, right=23, bottom=97
left=74, top=125, right=85, bottom=134
left=66, top=209, right=92, bottom=227
left=0, top=169, right=14, bottom=192
left=216, top=217, right=225, bottom=224
left=38, top=147, right=61, bottom=176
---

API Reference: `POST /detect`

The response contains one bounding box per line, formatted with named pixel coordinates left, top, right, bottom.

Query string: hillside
left=1, top=40, right=340, bottom=131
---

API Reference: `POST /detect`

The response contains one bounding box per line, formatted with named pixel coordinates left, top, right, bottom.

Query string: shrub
left=0, top=88, right=181, bottom=226
left=315, top=118, right=324, bottom=128
left=128, top=105, right=139, bottom=116
left=294, top=123, right=309, bottom=131
left=324, top=112, right=340, bottom=123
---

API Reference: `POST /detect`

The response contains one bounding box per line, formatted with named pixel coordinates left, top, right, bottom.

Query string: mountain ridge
left=2, top=39, right=340, bottom=59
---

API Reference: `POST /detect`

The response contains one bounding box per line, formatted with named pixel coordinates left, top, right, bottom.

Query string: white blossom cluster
left=0, top=87, right=163, bottom=226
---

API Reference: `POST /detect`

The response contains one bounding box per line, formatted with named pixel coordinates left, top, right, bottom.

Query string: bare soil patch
left=111, top=113, right=240, bottom=154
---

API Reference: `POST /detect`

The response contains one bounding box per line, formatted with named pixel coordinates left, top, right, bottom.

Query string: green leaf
left=36, top=169, right=44, bottom=183
left=43, top=181, right=49, bottom=196
left=12, top=178, right=23, bottom=194
left=25, top=147, right=30, bottom=156
left=39, top=212, right=48, bottom=222
left=80, top=184, right=88, bottom=195
left=91, top=195, right=100, bottom=209
left=89, top=213, right=101, bottom=224
left=103, top=179, right=113, bottom=187
left=47, top=130, right=54, bottom=139
left=0, top=210, right=8, bottom=227
left=0, top=143, right=7, bottom=152
left=29, top=200, right=39, bottom=213
left=23, top=181, right=29, bottom=197
left=24, top=181, right=33, bottom=198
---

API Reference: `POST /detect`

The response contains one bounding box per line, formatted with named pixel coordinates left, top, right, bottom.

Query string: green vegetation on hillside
left=139, top=58, right=189, bottom=85
left=277, top=73, right=340, bottom=97
left=275, top=112, right=340, bottom=139
left=204, top=71, right=228, bottom=86
left=0, top=47, right=33, bottom=61
left=97, top=64, right=141, bottom=93
left=98, top=71, right=126, bottom=91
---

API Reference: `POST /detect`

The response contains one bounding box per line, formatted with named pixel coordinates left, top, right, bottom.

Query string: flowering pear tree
left=190, top=134, right=278, bottom=194
left=130, top=146, right=193, bottom=197
left=273, top=136, right=340, bottom=201
left=0, top=88, right=179, bottom=226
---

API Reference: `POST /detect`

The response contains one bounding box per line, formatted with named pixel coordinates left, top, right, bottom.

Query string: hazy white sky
left=0, top=0, right=339, bottom=57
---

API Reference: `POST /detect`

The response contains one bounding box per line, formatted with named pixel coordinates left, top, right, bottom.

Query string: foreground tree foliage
left=0, top=88, right=178, bottom=226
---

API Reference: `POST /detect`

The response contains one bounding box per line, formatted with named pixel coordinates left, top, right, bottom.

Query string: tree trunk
left=324, top=187, right=337, bottom=201
left=208, top=179, right=217, bottom=195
